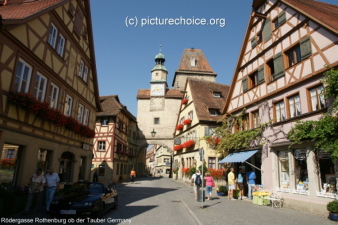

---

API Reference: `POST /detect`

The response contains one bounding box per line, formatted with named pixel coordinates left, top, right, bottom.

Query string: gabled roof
left=283, top=0, right=338, bottom=32
left=98, top=95, right=136, bottom=121
left=136, top=89, right=184, bottom=99
left=172, top=48, right=217, bottom=86
left=0, top=0, right=102, bottom=112
left=224, top=0, right=338, bottom=114
left=0, top=0, right=67, bottom=21
left=188, top=78, right=230, bottom=122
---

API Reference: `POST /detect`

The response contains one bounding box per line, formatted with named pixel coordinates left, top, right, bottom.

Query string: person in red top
left=204, top=172, right=214, bottom=200
left=130, top=169, right=136, bottom=184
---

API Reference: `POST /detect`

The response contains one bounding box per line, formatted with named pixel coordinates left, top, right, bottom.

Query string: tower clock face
left=151, top=84, right=165, bottom=96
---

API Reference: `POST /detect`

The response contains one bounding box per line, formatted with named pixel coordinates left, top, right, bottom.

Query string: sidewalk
left=175, top=179, right=335, bottom=225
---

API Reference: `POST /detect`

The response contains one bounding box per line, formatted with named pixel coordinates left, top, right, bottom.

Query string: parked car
left=50, top=182, right=118, bottom=217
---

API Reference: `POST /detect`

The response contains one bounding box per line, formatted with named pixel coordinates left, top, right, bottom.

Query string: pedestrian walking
left=22, top=168, right=46, bottom=214
left=93, top=169, right=99, bottom=182
left=130, top=169, right=136, bottom=184
left=191, top=170, right=203, bottom=200
left=237, top=169, right=245, bottom=200
left=204, top=172, right=214, bottom=200
left=45, top=168, right=60, bottom=213
left=246, top=168, right=256, bottom=200
left=227, top=168, right=236, bottom=200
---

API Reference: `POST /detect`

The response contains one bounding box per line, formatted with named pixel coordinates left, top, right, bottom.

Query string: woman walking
left=204, top=172, right=214, bottom=200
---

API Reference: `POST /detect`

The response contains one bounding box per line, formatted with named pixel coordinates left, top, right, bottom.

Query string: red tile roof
left=0, top=0, right=65, bottom=21
left=188, top=78, right=230, bottom=122
left=98, top=95, right=136, bottom=120
left=284, top=0, right=338, bottom=32
left=175, top=48, right=216, bottom=74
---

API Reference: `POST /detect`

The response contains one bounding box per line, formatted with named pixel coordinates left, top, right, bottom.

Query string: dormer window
left=213, top=92, right=221, bottom=98
left=210, top=110, right=218, bottom=116
left=190, top=57, right=196, bottom=67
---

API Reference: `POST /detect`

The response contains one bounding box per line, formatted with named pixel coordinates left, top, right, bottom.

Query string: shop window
left=0, top=144, right=21, bottom=185
left=318, top=150, right=336, bottom=193
left=98, top=164, right=105, bottom=176
left=278, top=151, right=290, bottom=189
left=294, top=149, right=308, bottom=191
left=309, top=85, right=326, bottom=111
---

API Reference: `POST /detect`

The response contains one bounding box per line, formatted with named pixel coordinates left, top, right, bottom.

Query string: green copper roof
left=155, top=53, right=165, bottom=60
left=151, top=64, right=167, bottom=72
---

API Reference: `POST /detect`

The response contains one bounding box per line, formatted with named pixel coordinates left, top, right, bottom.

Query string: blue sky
left=90, top=0, right=337, bottom=117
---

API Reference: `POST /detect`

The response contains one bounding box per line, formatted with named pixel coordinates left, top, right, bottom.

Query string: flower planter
left=183, top=119, right=192, bottom=125
left=182, top=98, right=188, bottom=104
left=176, top=124, right=183, bottom=130
left=329, top=212, right=338, bottom=221
left=217, top=192, right=226, bottom=196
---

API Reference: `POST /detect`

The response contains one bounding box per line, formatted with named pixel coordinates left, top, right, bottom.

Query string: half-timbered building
left=0, top=0, right=101, bottom=186
left=223, top=0, right=338, bottom=215
left=173, top=78, right=230, bottom=183
left=93, top=95, right=141, bottom=186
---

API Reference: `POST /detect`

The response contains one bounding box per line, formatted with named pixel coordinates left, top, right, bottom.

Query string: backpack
left=195, top=174, right=202, bottom=185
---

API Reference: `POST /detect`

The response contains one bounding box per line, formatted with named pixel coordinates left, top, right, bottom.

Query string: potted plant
left=216, top=185, right=227, bottom=196
left=327, top=200, right=338, bottom=221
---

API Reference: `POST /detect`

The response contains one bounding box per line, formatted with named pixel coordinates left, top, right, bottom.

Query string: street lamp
left=151, top=129, right=156, bottom=137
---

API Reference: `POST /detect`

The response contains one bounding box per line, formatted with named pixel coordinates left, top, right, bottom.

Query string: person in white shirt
left=45, top=168, right=60, bottom=212
left=22, top=168, right=46, bottom=214
left=191, top=170, right=203, bottom=200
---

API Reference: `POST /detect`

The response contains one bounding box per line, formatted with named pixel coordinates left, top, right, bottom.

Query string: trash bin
left=197, top=189, right=205, bottom=202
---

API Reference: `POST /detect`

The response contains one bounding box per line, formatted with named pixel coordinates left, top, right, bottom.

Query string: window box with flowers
left=176, top=124, right=184, bottom=130
left=183, top=119, right=192, bottom=125
left=182, top=140, right=195, bottom=148
left=182, top=98, right=188, bottom=104
left=7, top=92, right=95, bottom=138
left=174, top=144, right=183, bottom=151
left=181, top=167, right=190, bottom=176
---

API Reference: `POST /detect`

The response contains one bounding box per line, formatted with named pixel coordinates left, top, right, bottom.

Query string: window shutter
left=300, top=36, right=312, bottom=61
left=251, top=37, right=257, bottom=48
left=257, top=65, right=265, bottom=84
left=278, top=11, right=286, bottom=25
left=263, top=18, right=272, bottom=42
left=204, top=126, right=209, bottom=136
left=242, top=77, right=248, bottom=92
left=273, top=52, right=285, bottom=79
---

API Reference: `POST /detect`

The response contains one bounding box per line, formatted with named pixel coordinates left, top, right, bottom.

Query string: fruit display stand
left=252, top=190, right=270, bottom=206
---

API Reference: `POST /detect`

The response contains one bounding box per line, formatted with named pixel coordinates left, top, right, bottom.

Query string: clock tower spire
left=150, top=49, right=168, bottom=96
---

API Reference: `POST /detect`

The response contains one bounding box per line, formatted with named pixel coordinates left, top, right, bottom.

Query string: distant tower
left=172, top=48, right=217, bottom=90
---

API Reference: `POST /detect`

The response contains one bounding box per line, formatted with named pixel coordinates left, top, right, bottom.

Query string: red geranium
left=183, top=119, right=192, bottom=125
left=176, top=124, right=184, bottom=130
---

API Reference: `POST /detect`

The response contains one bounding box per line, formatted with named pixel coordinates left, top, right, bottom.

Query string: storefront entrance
left=58, top=152, right=74, bottom=182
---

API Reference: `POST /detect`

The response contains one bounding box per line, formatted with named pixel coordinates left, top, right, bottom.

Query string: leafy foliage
left=203, top=110, right=270, bottom=157
left=287, top=116, right=338, bottom=158
left=327, top=201, right=338, bottom=214
left=288, top=68, right=338, bottom=159
left=322, top=68, right=338, bottom=113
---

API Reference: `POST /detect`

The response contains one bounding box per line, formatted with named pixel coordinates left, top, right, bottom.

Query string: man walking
left=191, top=170, right=203, bottom=200
left=227, top=168, right=236, bottom=200
left=247, top=168, right=256, bottom=200
left=45, top=168, right=60, bottom=213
